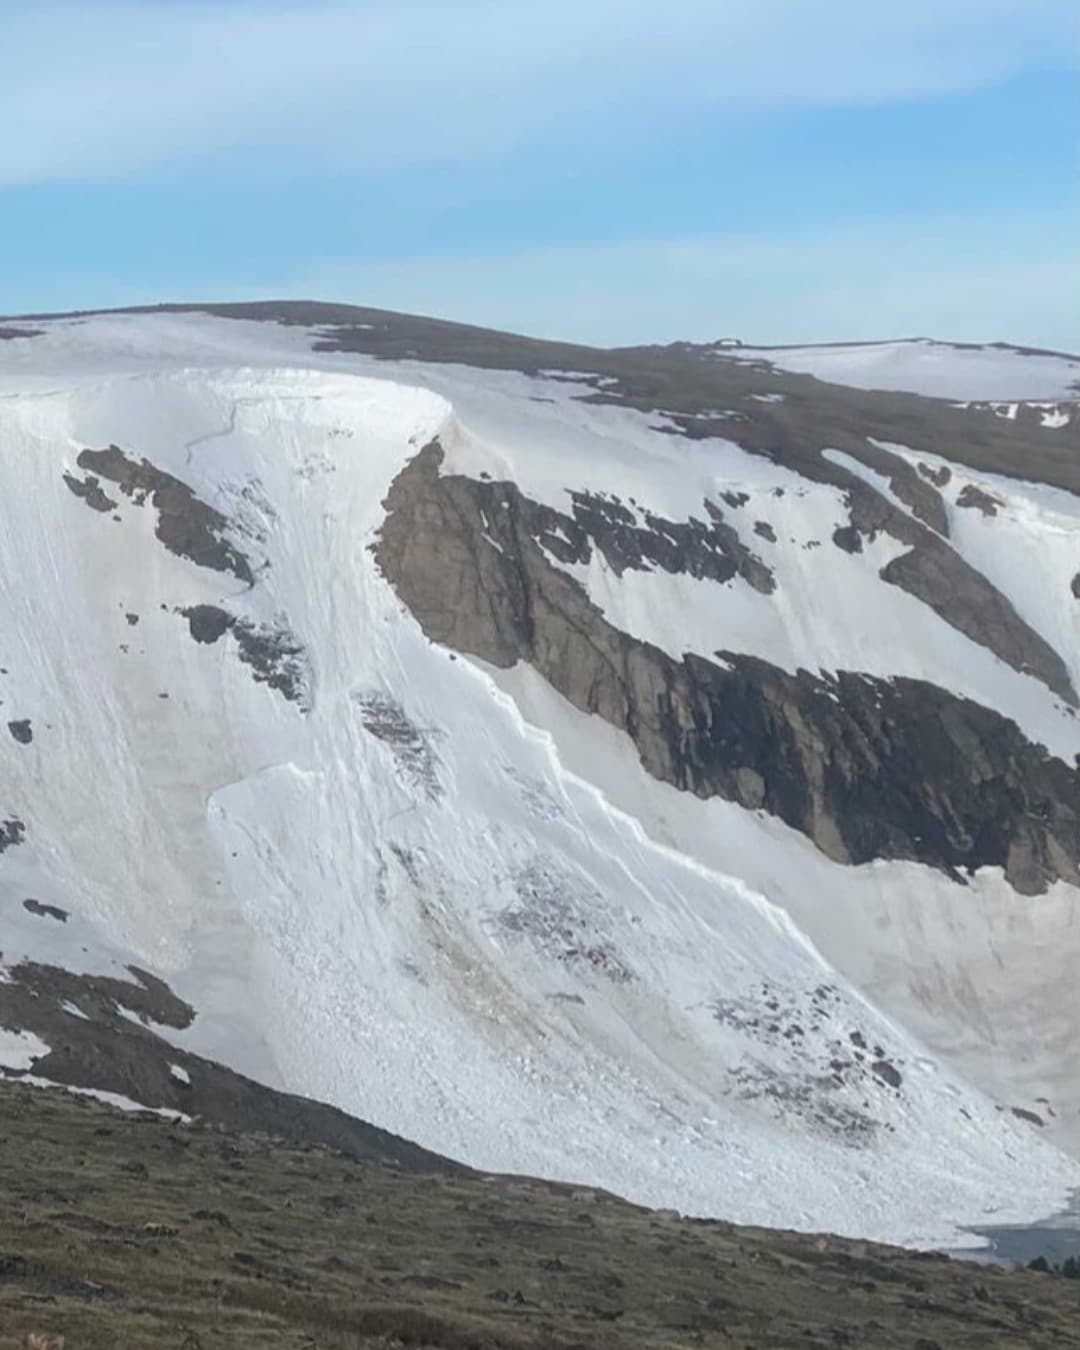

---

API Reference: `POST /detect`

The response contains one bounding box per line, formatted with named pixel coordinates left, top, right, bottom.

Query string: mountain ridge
left=0, top=304, right=1077, bottom=1252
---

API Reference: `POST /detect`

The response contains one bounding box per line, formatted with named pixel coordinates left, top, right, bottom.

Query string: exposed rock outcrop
left=842, top=480, right=1074, bottom=705
left=956, top=484, right=1004, bottom=516
left=72, top=445, right=253, bottom=583
left=178, top=605, right=308, bottom=706
left=378, top=443, right=1080, bottom=894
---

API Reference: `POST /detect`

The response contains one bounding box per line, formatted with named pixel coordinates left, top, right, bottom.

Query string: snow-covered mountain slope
left=1, top=304, right=1079, bottom=1250
left=696, top=336, right=1080, bottom=403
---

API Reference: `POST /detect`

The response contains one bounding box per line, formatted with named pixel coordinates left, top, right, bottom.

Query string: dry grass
left=1, top=1082, right=1077, bottom=1349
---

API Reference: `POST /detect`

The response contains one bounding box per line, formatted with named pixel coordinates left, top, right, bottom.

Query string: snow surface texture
left=712, top=338, right=1080, bottom=401
left=0, top=313, right=1078, bottom=1249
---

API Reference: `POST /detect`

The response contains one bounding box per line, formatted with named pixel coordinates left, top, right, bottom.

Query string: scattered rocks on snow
left=496, top=857, right=633, bottom=986
left=62, top=472, right=117, bottom=513
left=918, top=462, right=952, bottom=487
left=182, top=604, right=234, bottom=645
left=23, top=899, right=69, bottom=923
left=0, top=818, right=25, bottom=852
left=831, top=524, right=863, bottom=553
left=177, top=606, right=309, bottom=706
left=871, top=1060, right=903, bottom=1090
left=956, top=484, right=1003, bottom=516
left=354, top=692, right=442, bottom=800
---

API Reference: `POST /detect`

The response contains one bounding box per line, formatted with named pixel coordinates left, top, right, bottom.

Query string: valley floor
left=0, top=1083, right=1077, bottom=1350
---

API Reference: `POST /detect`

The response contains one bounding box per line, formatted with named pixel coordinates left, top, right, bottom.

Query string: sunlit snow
left=0, top=311, right=1077, bottom=1249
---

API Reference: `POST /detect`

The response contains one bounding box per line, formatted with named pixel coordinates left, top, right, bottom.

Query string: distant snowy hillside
left=700, top=336, right=1080, bottom=402
left=0, top=303, right=1078, bottom=1250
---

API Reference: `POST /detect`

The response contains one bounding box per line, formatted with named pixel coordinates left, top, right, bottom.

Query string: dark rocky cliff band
left=67, top=445, right=253, bottom=583
left=377, top=442, right=1080, bottom=895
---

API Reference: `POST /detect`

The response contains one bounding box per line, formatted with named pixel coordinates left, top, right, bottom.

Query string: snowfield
left=710, top=337, right=1080, bottom=401
left=0, top=311, right=1079, bottom=1249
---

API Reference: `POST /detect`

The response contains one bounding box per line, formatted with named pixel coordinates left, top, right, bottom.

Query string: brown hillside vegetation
left=0, top=1081, right=1077, bottom=1349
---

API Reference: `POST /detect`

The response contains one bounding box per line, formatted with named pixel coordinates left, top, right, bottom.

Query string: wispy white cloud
left=268, top=212, right=1080, bottom=349
left=2, top=0, right=1076, bottom=185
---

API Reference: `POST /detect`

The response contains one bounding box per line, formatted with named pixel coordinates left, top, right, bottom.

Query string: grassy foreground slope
left=0, top=1082, right=1076, bottom=1350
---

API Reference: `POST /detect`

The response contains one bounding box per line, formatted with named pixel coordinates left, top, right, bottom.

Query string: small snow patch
left=17, top=1075, right=191, bottom=1122
left=0, top=1027, right=51, bottom=1071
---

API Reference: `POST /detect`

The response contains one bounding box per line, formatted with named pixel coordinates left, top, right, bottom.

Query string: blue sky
left=3, top=0, right=1077, bottom=347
